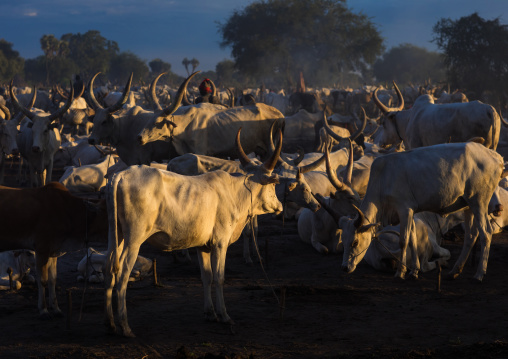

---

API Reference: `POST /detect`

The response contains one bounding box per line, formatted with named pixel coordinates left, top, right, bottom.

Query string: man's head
left=199, top=79, right=213, bottom=96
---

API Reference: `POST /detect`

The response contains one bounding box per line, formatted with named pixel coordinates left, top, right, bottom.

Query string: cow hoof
left=471, top=276, right=483, bottom=283
left=39, top=312, right=52, bottom=320
left=204, top=311, right=218, bottom=322
left=105, top=324, right=117, bottom=335
left=52, top=310, right=64, bottom=318
left=408, top=273, right=419, bottom=280
left=446, top=272, right=460, bottom=280
left=122, top=329, right=136, bottom=338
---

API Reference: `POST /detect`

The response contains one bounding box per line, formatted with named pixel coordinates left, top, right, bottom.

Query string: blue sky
left=0, top=0, right=506, bottom=76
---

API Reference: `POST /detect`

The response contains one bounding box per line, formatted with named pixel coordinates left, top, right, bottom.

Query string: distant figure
left=195, top=78, right=222, bottom=105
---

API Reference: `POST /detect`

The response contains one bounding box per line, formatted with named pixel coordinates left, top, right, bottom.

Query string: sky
left=0, top=0, right=507, bottom=76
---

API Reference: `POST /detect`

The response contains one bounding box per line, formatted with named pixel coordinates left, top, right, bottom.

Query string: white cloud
left=23, top=10, right=38, bottom=17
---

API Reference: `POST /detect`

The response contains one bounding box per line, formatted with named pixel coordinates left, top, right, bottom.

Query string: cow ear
left=260, top=173, right=279, bottom=185
left=357, top=222, right=381, bottom=233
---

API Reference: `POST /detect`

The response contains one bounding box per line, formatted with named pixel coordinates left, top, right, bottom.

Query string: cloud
left=23, top=10, right=38, bottom=17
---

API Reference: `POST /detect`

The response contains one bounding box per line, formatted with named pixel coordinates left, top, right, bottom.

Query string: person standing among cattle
left=195, top=78, right=222, bottom=105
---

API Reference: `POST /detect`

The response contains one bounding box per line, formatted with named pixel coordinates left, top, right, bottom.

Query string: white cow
left=329, top=141, right=503, bottom=281
left=59, top=155, right=118, bottom=193
left=77, top=248, right=152, bottom=283
left=0, top=250, right=35, bottom=290
left=104, top=129, right=284, bottom=337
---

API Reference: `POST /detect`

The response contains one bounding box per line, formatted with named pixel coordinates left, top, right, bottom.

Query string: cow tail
left=108, top=172, right=121, bottom=275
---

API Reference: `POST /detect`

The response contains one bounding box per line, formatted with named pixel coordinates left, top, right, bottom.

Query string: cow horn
left=372, top=87, right=390, bottom=114
left=28, top=86, right=37, bottom=109
left=352, top=204, right=366, bottom=228
left=162, top=71, right=200, bottom=117
left=48, top=80, right=74, bottom=122
left=345, top=139, right=353, bottom=187
left=0, top=103, right=11, bottom=121
left=107, top=73, right=133, bottom=114
left=392, top=81, right=404, bottom=111
left=293, top=147, right=305, bottom=166
left=349, top=106, right=367, bottom=141
left=499, top=109, right=508, bottom=127
left=226, top=88, right=235, bottom=108
left=312, top=193, right=341, bottom=223
left=263, top=129, right=283, bottom=173
left=182, top=88, right=192, bottom=106
left=236, top=127, right=253, bottom=167
left=150, top=72, right=166, bottom=111
left=10, top=80, right=35, bottom=121
left=56, top=85, right=68, bottom=100
left=325, top=140, right=345, bottom=191
left=323, top=108, right=346, bottom=143
left=87, top=72, right=105, bottom=110
left=299, top=153, right=326, bottom=174
left=209, top=78, right=217, bottom=97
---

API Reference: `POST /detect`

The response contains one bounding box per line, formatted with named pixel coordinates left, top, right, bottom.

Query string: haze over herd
left=0, top=1, right=508, bottom=357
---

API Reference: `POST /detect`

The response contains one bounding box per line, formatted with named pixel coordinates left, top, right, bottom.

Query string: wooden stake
left=436, top=261, right=442, bottom=294
left=153, top=258, right=158, bottom=286
left=66, top=289, right=72, bottom=330
left=279, top=287, right=286, bottom=321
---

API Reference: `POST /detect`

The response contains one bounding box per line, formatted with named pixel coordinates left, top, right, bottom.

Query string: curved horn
left=349, top=106, right=367, bottom=141
left=312, top=193, right=341, bottom=223
left=27, top=86, right=37, bottom=109
left=161, top=71, right=200, bottom=117
left=352, top=204, right=366, bottom=229
left=150, top=72, right=166, bottom=111
left=323, top=108, right=346, bottom=143
left=107, top=73, right=133, bottom=114
left=373, top=87, right=390, bottom=114
left=0, top=103, right=11, bottom=121
left=10, top=80, right=35, bottom=121
left=499, top=109, right=508, bottom=127
left=236, top=127, right=253, bottom=167
left=299, top=152, right=326, bottom=174
left=226, top=88, right=235, bottom=108
left=292, top=147, right=305, bottom=166
left=75, top=80, right=85, bottom=99
left=87, top=72, right=104, bottom=110
left=263, top=129, right=283, bottom=173
left=345, top=139, right=353, bottom=187
left=268, top=120, right=278, bottom=154
left=325, top=141, right=346, bottom=191
left=182, top=88, right=192, bottom=106
left=392, top=81, right=404, bottom=111
left=56, top=85, right=68, bottom=100
left=48, top=80, right=74, bottom=122
left=209, top=78, right=217, bottom=96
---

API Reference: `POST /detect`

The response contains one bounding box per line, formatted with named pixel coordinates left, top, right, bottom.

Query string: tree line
left=0, top=1, right=507, bottom=109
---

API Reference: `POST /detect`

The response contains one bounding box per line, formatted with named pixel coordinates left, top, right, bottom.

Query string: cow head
left=373, top=82, right=407, bottom=148
left=87, top=73, right=133, bottom=145
left=0, top=103, right=20, bottom=156
left=10, top=80, right=73, bottom=153
left=137, top=71, right=199, bottom=145
left=236, top=128, right=283, bottom=215
left=322, top=106, right=367, bottom=151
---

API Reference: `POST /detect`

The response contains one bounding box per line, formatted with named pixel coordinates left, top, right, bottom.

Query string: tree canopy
left=433, top=12, right=508, bottom=108
left=218, top=0, right=384, bottom=88
left=373, top=44, right=445, bottom=85
left=0, top=39, right=24, bottom=84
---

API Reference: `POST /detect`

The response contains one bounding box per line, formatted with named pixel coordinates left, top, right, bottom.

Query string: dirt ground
left=0, top=164, right=507, bottom=358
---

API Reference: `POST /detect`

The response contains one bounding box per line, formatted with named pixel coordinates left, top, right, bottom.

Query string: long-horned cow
left=104, top=129, right=285, bottom=337
left=317, top=141, right=503, bottom=281
left=373, top=81, right=505, bottom=150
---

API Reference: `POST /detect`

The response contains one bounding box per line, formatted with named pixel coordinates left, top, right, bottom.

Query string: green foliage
left=433, top=12, right=508, bottom=107
left=0, top=39, right=24, bottom=84
left=109, top=51, right=149, bottom=85
left=373, top=44, right=445, bottom=85
left=149, top=58, right=172, bottom=74
left=218, top=0, right=384, bottom=88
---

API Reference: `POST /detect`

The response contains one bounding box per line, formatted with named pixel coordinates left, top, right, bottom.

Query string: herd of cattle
left=1, top=71, right=508, bottom=337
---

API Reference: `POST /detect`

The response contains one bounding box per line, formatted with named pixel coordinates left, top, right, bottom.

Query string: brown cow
left=0, top=182, right=107, bottom=318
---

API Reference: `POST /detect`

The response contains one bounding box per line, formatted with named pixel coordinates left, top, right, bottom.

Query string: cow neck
left=392, top=110, right=410, bottom=146
left=108, top=115, right=121, bottom=146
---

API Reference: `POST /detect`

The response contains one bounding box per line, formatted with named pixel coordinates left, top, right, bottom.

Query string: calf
left=0, top=250, right=35, bottom=290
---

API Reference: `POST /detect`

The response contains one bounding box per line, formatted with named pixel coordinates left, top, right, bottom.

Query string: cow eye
left=352, top=239, right=359, bottom=248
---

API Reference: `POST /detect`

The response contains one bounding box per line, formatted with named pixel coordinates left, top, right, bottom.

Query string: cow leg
left=449, top=209, right=476, bottom=279
left=104, top=250, right=117, bottom=334
left=408, top=221, right=420, bottom=279
left=472, top=209, right=493, bottom=282
left=36, top=254, right=51, bottom=319
left=47, top=257, right=62, bottom=316
left=46, top=160, right=54, bottom=185
left=116, top=246, right=139, bottom=338
left=395, top=209, right=414, bottom=279
left=197, top=247, right=217, bottom=322
left=242, top=222, right=253, bottom=265
left=211, top=243, right=233, bottom=324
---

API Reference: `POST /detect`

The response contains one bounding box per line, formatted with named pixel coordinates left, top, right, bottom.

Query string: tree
left=40, top=35, right=70, bottom=84
left=373, top=44, right=445, bottom=85
left=109, top=51, right=149, bottom=85
left=182, top=57, right=190, bottom=76
left=149, top=58, right=172, bottom=74
left=218, top=0, right=384, bottom=88
left=433, top=13, right=508, bottom=108
left=190, top=58, right=200, bottom=72
left=0, top=39, right=24, bottom=84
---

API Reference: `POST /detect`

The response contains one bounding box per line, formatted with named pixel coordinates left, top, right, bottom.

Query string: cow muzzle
left=137, top=135, right=146, bottom=145
left=493, top=204, right=504, bottom=217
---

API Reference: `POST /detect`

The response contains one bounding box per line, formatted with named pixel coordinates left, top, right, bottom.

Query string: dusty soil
left=0, top=162, right=507, bottom=359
